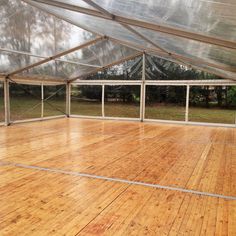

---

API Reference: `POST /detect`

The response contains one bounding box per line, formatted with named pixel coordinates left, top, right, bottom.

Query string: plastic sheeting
left=83, top=56, right=143, bottom=80
left=62, top=40, right=138, bottom=67
left=92, top=0, right=236, bottom=42
left=52, top=0, right=95, bottom=10
left=29, top=2, right=152, bottom=49
left=149, top=51, right=236, bottom=81
left=134, top=26, right=236, bottom=69
left=20, top=60, right=94, bottom=80
left=29, top=0, right=236, bottom=80
left=0, top=0, right=96, bottom=57
left=0, top=0, right=235, bottom=81
left=0, top=0, right=140, bottom=80
left=0, top=51, right=40, bottom=74
left=20, top=39, right=140, bottom=80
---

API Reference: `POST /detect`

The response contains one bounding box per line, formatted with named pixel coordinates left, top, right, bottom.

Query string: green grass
left=71, top=101, right=140, bottom=118
left=145, top=104, right=186, bottom=121
left=189, top=107, right=236, bottom=124
left=105, top=102, right=140, bottom=118
left=0, top=98, right=235, bottom=124
left=71, top=101, right=102, bottom=117
left=2, top=97, right=66, bottom=121
left=146, top=103, right=236, bottom=124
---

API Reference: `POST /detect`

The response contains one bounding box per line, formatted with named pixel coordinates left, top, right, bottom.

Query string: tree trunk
left=205, top=86, right=210, bottom=108
left=216, top=86, right=222, bottom=107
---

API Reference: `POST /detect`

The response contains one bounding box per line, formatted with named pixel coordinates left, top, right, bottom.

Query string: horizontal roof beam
left=72, top=79, right=236, bottom=86
left=8, top=36, right=105, bottom=77
left=31, top=0, right=236, bottom=50
left=145, top=80, right=236, bottom=86
left=8, top=75, right=67, bottom=84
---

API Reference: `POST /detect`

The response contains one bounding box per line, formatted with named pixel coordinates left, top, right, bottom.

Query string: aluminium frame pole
left=185, top=85, right=190, bottom=122
left=140, top=53, right=146, bottom=122
left=66, top=82, right=71, bottom=117
left=102, top=84, right=105, bottom=118
left=4, top=77, right=10, bottom=126
left=41, top=83, right=44, bottom=118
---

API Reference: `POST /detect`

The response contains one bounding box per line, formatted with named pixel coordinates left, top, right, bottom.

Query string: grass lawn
left=3, top=97, right=66, bottom=121
left=0, top=98, right=235, bottom=125
left=71, top=101, right=102, bottom=117
left=105, top=102, right=140, bottom=118
left=146, top=103, right=235, bottom=124
left=189, top=107, right=236, bottom=124
left=145, top=105, right=186, bottom=121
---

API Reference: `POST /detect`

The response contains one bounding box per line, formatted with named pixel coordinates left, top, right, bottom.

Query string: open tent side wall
left=1, top=53, right=236, bottom=127
left=0, top=0, right=236, bottom=127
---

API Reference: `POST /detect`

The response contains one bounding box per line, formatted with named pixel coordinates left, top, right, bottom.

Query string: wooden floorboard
left=0, top=118, right=236, bottom=235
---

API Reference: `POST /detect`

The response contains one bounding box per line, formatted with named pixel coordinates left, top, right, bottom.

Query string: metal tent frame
left=0, top=0, right=235, bottom=127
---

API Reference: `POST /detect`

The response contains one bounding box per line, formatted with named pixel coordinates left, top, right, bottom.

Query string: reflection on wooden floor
left=0, top=118, right=235, bottom=235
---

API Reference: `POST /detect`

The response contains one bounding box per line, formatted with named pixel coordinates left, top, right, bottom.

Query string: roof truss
left=29, top=0, right=236, bottom=50
left=0, top=0, right=235, bottom=82
left=70, top=51, right=143, bottom=81
left=21, top=0, right=236, bottom=81
left=8, top=36, right=105, bottom=76
left=80, top=1, right=236, bottom=75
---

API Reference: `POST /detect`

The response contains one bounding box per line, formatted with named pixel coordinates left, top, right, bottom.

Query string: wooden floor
left=0, top=118, right=235, bottom=235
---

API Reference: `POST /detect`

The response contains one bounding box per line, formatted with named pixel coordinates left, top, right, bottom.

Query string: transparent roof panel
left=0, top=0, right=96, bottom=57
left=150, top=52, right=236, bottom=80
left=0, top=0, right=21, bottom=19
left=30, top=2, right=152, bottom=49
left=27, top=40, right=140, bottom=80
left=79, top=55, right=143, bottom=81
left=0, top=51, right=40, bottom=74
left=93, top=0, right=236, bottom=42
left=29, top=1, right=236, bottom=79
left=134, top=26, right=236, bottom=70
left=198, top=64, right=236, bottom=81
left=53, top=0, right=96, bottom=10
left=21, top=40, right=141, bottom=80
left=21, top=60, right=96, bottom=80
left=1, top=0, right=235, bottom=81
left=62, top=39, right=139, bottom=67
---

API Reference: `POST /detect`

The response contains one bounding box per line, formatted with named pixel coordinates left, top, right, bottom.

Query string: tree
left=227, top=87, right=236, bottom=107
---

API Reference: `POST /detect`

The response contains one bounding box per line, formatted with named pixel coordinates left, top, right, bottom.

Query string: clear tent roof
left=0, top=0, right=235, bottom=81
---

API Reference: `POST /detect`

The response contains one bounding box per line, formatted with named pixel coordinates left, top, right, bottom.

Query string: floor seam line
left=2, top=161, right=236, bottom=201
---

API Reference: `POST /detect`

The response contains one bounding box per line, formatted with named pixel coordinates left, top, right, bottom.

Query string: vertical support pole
left=4, top=77, right=10, bottom=126
left=140, top=52, right=146, bottom=122
left=102, top=84, right=105, bottom=118
left=41, top=83, right=44, bottom=119
left=66, top=82, right=71, bottom=117
left=185, top=85, right=190, bottom=122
